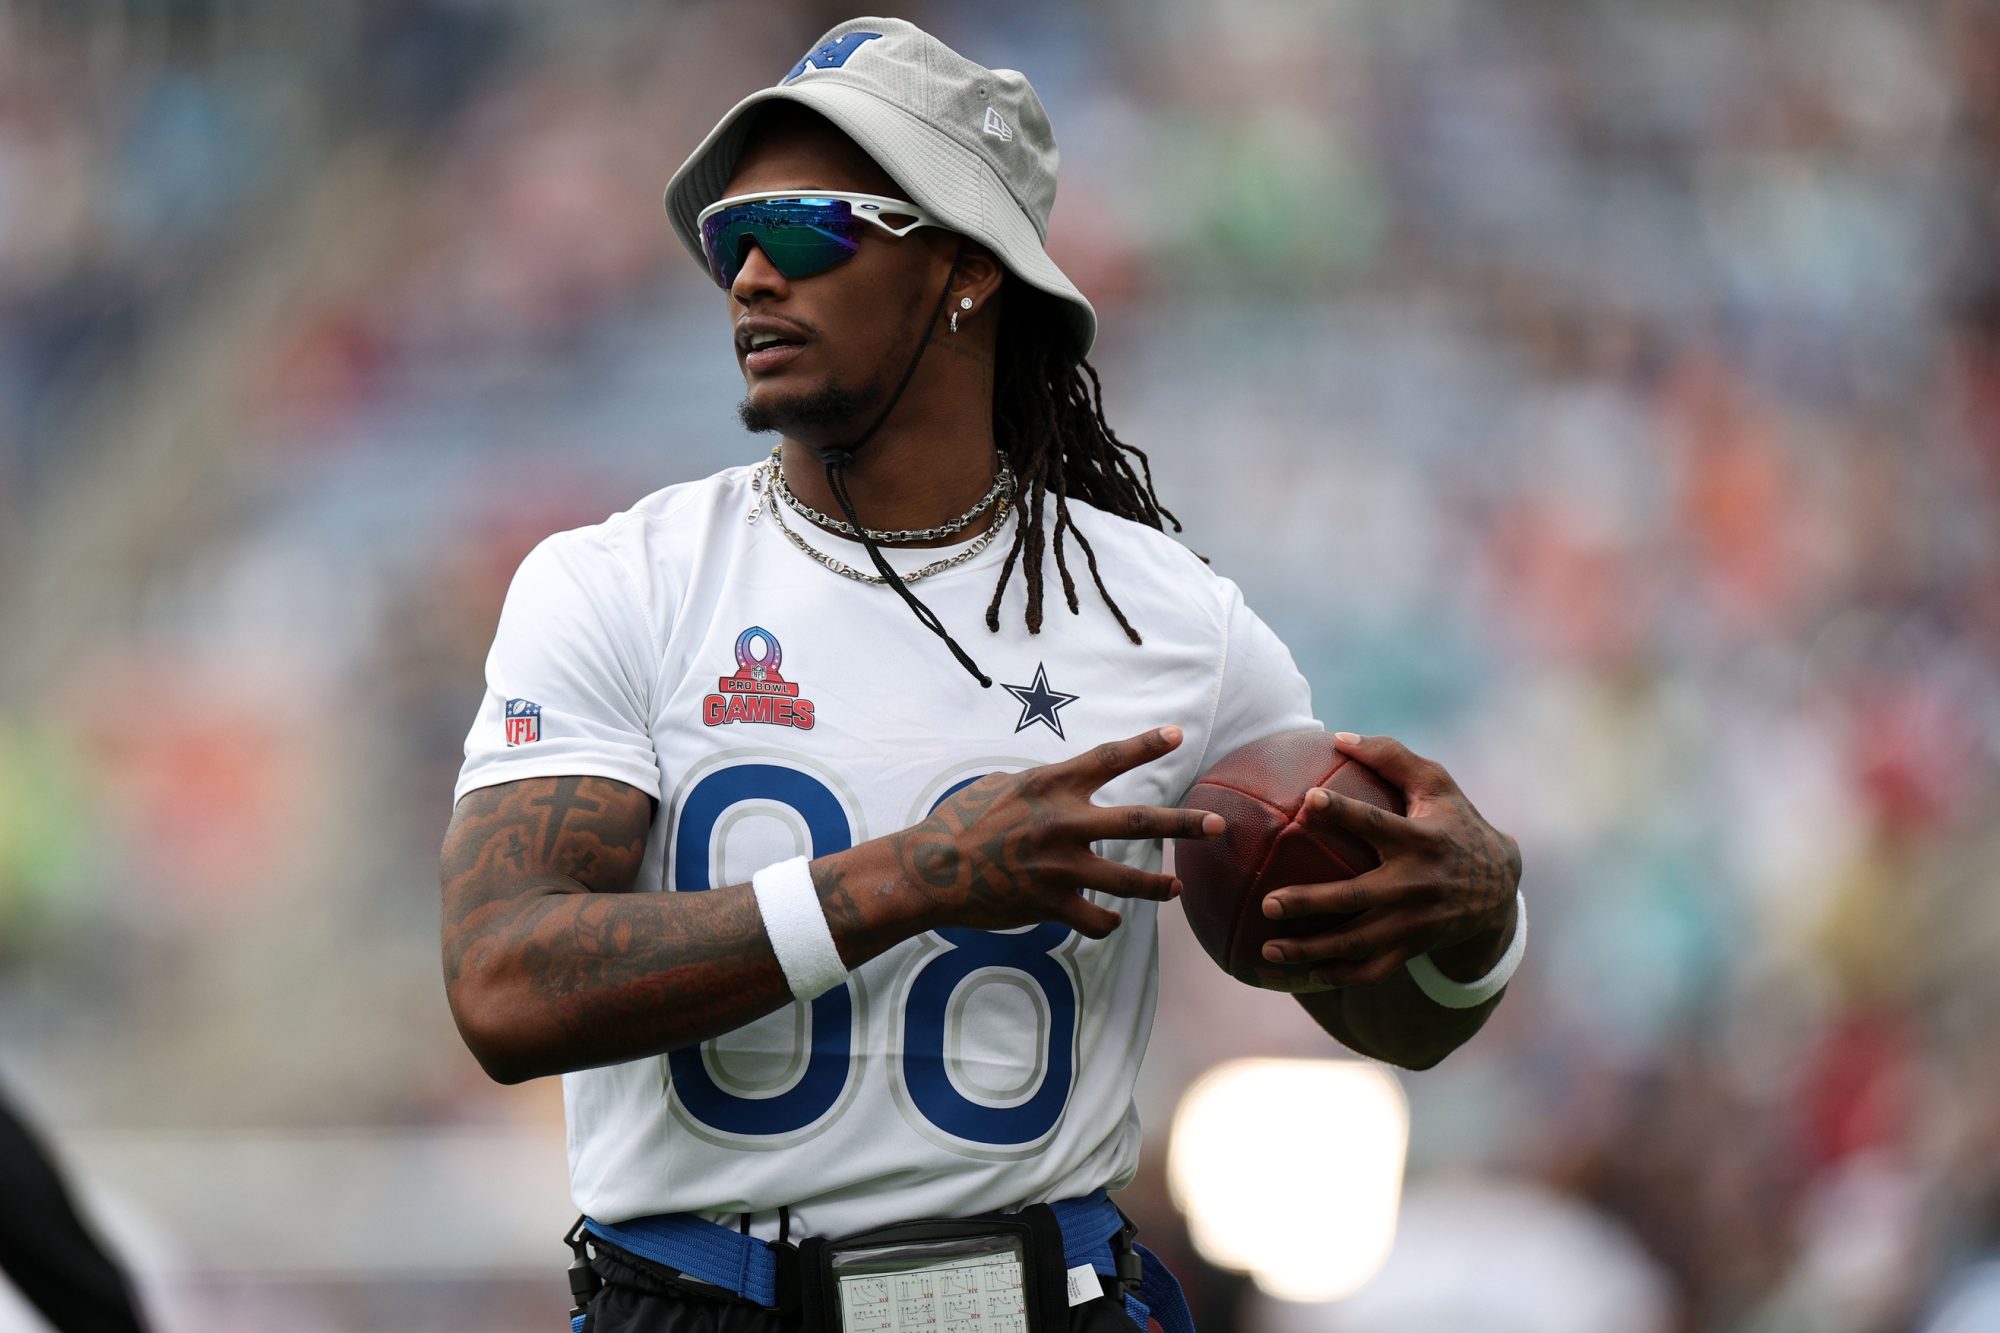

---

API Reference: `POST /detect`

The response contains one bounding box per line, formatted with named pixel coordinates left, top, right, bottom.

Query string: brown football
left=1172, top=730, right=1404, bottom=991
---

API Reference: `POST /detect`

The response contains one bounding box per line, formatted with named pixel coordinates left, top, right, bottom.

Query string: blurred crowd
left=3, top=1, right=2000, bottom=1330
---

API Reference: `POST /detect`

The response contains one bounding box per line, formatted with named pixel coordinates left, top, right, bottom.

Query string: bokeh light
left=1168, top=1059, right=1408, bottom=1303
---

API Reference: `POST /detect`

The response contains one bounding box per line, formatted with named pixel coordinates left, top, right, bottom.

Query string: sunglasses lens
left=701, top=198, right=862, bottom=288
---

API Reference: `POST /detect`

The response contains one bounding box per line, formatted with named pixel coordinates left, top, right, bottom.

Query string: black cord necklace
left=803, top=243, right=995, bottom=688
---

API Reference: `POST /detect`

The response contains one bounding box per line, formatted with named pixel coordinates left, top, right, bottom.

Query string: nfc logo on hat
left=782, top=31, right=883, bottom=85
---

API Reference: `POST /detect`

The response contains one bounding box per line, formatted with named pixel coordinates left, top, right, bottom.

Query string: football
left=1172, top=730, right=1405, bottom=991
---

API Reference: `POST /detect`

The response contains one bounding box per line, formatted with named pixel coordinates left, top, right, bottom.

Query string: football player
left=440, top=18, right=1523, bottom=1333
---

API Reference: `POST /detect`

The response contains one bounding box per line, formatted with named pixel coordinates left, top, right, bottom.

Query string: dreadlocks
left=985, top=283, right=1181, bottom=646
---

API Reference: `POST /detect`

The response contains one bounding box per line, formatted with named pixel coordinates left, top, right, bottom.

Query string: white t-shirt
left=456, top=464, right=1318, bottom=1239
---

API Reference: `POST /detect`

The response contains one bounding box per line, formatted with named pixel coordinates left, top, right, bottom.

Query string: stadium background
left=1, top=0, right=1998, bottom=1329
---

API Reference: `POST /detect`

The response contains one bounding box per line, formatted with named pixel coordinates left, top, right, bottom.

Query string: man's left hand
left=1256, top=732, right=1522, bottom=988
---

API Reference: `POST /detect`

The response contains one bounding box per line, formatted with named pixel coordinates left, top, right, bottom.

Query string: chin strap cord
left=810, top=243, right=993, bottom=688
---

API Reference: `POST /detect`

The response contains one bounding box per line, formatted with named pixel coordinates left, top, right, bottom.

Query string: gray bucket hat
left=663, top=16, right=1097, bottom=357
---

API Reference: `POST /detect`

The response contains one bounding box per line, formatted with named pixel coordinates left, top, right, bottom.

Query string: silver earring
left=951, top=296, right=973, bottom=335
left=950, top=310, right=959, bottom=334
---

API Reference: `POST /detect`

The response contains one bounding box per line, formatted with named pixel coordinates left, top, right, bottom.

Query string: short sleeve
left=454, top=531, right=663, bottom=804
left=1204, top=577, right=1322, bottom=765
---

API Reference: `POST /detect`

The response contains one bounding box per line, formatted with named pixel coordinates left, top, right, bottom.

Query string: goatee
left=738, top=382, right=872, bottom=435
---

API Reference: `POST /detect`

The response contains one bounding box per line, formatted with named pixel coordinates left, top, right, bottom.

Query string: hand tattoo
left=887, top=775, right=1050, bottom=925
left=1441, top=792, right=1521, bottom=929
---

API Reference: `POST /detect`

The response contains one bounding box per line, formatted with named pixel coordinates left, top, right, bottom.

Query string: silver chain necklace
left=749, top=457, right=1014, bottom=586
left=760, top=447, right=1013, bottom=543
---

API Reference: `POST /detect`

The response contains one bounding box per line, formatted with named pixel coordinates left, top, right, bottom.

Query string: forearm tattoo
left=440, top=777, right=783, bottom=1071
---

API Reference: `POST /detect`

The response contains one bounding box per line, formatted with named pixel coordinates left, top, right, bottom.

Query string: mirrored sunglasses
left=695, top=190, right=944, bottom=290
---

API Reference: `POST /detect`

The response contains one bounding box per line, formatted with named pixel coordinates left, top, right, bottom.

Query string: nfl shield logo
left=504, top=698, right=542, bottom=747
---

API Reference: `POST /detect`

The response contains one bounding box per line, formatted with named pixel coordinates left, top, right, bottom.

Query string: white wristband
left=751, top=856, right=848, bottom=1002
left=1405, top=891, right=1527, bottom=1009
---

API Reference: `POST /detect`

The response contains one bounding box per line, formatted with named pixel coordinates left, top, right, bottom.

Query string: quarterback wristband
left=751, top=856, right=849, bottom=1002
left=1405, top=891, right=1527, bottom=1009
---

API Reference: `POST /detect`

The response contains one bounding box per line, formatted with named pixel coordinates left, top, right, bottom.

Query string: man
left=440, top=18, right=1523, bottom=1333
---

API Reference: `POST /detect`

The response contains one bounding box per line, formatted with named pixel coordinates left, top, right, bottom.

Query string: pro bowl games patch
left=703, top=626, right=816, bottom=729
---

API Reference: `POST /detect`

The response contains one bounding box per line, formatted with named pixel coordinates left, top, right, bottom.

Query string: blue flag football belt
left=573, top=1189, right=1194, bottom=1333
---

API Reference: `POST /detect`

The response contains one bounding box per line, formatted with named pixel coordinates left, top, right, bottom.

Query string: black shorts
left=582, top=1235, right=1143, bottom=1333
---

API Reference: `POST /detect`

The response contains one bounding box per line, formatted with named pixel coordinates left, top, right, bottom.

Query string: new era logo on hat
left=982, top=105, right=1014, bottom=142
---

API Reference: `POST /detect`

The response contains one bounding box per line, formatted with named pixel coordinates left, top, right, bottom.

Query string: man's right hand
left=869, top=725, right=1223, bottom=938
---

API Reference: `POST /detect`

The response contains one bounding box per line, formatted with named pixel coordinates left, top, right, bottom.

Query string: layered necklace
left=749, top=447, right=1015, bottom=585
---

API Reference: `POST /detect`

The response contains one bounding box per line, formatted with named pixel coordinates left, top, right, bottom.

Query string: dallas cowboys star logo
left=1002, top=663, right=1079, bottom=739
